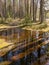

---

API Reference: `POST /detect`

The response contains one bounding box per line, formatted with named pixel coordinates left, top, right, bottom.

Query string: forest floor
left=0, top=18, right=49, bottom=32
left=22, top=21, right=49, bottom=32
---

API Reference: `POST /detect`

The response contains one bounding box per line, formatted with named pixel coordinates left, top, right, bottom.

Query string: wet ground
left=0, top=44, right=49, bottom=65
left=0, top=28, right=49, bottom=65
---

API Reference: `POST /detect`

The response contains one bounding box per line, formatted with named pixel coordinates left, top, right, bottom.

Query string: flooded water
left=0, top=27, right=49, bottom=65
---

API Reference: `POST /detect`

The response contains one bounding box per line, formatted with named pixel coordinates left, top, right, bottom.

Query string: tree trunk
left=28, top=0, right=31, bottom=17
left=19, top=0, right=23, bottom=18
left=0, top=0, right=3, bottom=18
left=13, top=0, right=15, bottom=19
left=4, top=0, right=6, bottom=19
left=33, top=0, right=35, bottom=22
left=40, top=0, right=44, bottom=23
left=24, top=0, right=27, bottom=16
left=26, top=0, right=29, bottom=16
left=23, top=0, right=26, bottom=17
left=33, top=0, right=38, bottom=22
left=35, top=0, right=38, bottom=21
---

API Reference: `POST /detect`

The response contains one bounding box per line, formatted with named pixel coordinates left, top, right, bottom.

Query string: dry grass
left=0, top=39, right=12, bottom=49
left=22, top=22, right=49, bottom=32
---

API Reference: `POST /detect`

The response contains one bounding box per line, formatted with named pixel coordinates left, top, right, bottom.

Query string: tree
left=24, top=0, right=26, bottom=16
left=0, top=0, right=3, bottom=17
left=24, top=0, right=29, bottom=16
left=4, top=0, right=6, bottom=19
left=44, top=0, right=49, bottom=19
left=28, top=0, right=31, bottom=17
left=40, top=0, right=45, bottom=23
left=33, top=0, right=35, bottom=22
left=33, top=0, right=38, bottom=22
left=13, top=0, right=15, bottom=18
left=34, top=0, right=38, bottom=21
left=18, top=0, right=24, bottom=18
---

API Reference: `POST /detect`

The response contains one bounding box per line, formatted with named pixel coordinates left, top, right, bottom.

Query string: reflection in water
left=36, top=31, right=39, bottom=39
left=7, top=51, right=13, bottom=61
left=0, top=28, right=49, bottom=65
left=0, top=57, right=3, bottom=62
